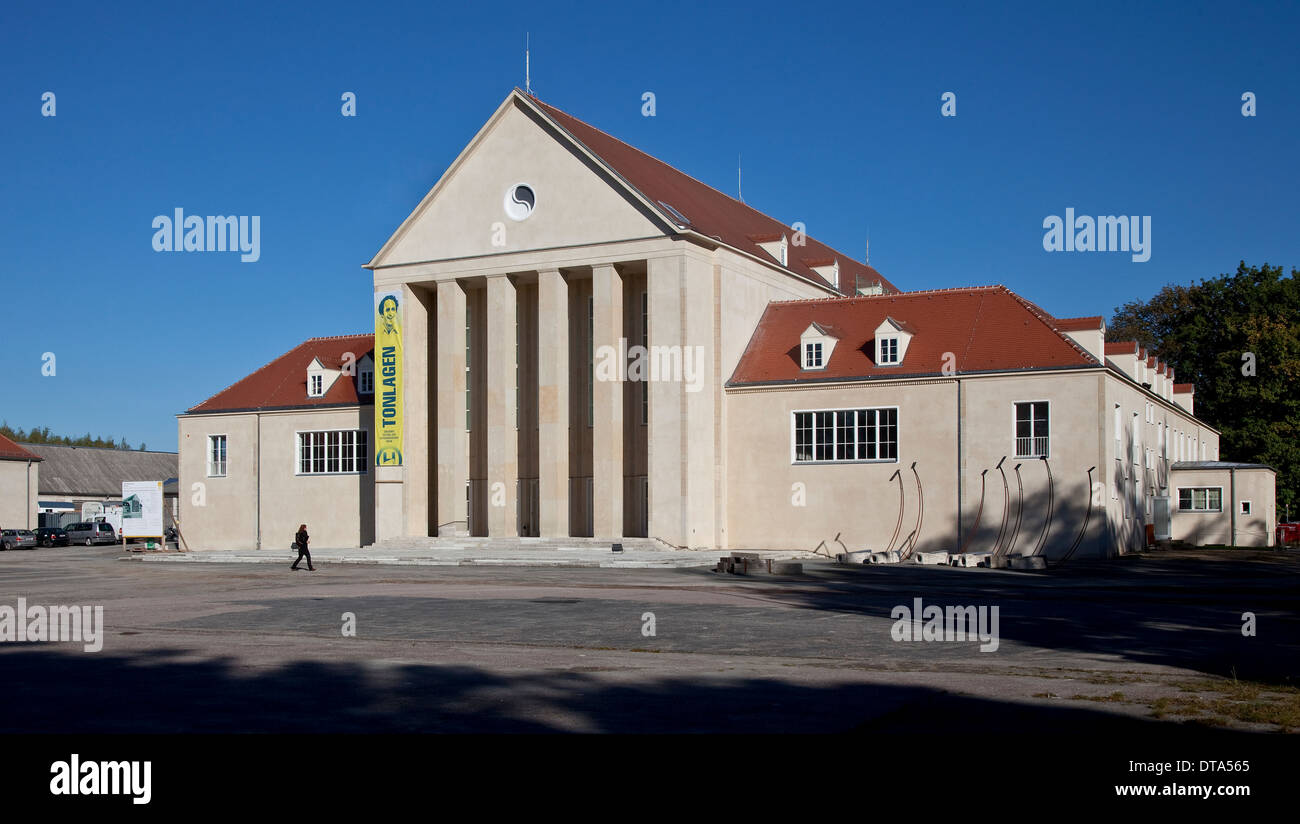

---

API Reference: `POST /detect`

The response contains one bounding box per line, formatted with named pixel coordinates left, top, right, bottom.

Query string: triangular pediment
left=368, top=91, right=671, bottom=269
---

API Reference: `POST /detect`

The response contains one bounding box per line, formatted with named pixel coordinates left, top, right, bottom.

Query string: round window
left=503, top=183, right=536, bottom=221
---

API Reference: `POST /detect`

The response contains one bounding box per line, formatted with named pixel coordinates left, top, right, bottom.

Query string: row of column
left=427, top=265, right=625, bottom=538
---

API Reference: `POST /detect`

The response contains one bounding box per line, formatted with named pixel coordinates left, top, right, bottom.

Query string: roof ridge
left=528, top=94, right=884, bottom=286
left=765, top=284, right=1002, bottom=307
left=996, top=286, right=1100, bottom=364
left=306, top=333, right=373, bottom=341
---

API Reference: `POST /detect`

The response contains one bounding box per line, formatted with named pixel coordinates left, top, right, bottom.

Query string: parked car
left=35, top=527, right=70, bottom=547
left=1, top=529, right=38, bottom=550
left=64, top=522, right=117, bottom=546
left=1277, top=522, right=1300, bottom=547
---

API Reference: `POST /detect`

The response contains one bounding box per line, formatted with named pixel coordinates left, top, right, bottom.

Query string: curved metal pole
left=958, top=469, right=988, bottom=555
left=1055, top=467, right=1098, bottom=565
left=1000, top=464, right=1025, bottom=560
left=900, top=462, right=924, bottom=559
left=1031, top=456, right=1055, bottom=557
left=992, top=457, right=1010, bottom=556
left=886, top=469, right=904, bottom=553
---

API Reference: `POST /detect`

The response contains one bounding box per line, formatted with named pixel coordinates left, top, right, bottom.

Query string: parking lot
left=1, top=544, right=1297, bottom=733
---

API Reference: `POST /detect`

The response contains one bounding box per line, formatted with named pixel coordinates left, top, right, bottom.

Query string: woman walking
left=292, top=523, right=315, bottom=571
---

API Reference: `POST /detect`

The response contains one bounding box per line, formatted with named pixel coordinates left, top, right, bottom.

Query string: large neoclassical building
left=177, top=89, right=1277, bottom=555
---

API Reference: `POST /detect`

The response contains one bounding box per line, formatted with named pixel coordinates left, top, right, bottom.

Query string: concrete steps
left=364, top=536, right=675, bottom=552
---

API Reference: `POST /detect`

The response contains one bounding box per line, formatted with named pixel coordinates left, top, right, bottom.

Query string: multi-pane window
left=878, top=337, right=899, bottom=364
left=1178, top=487, right=1222, bottom=512
left=804, top=342, right=823, bottom=369
left=309, top=374, right=323, bottom=397
left=1014, top=401, right=1049, bottom=458
left=359, top=368, right=374, bottom=395
left=207, top=435, right=227, bottom=477
left=793, top=408, right=898, bottom=463
left=297, top=430, right=368, bottom=474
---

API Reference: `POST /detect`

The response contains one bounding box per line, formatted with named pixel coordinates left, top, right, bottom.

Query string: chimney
left=1173, top=383, right=1195, bottom=415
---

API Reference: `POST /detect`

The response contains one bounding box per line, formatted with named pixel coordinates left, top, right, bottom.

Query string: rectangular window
left=804, top=342, right=823, bottom=369
left=1014, top=401, right=1049, bottom=458
left=1178, top=487, right=1222, bottom=512
left=1114, top=404, right=1121, bottom=442
left=207, top=435, right=227, bottom=477
left=359, top=369, right=374, bottom=395
left=1240, top=500, right=1252, bottom=515
left=879, top=337, right=899, bottom=364
left=793, top=408, right=897, bottom=463
left=297, top=430, right=368, bottom=475
left=310, top=374, right=323, bottom=396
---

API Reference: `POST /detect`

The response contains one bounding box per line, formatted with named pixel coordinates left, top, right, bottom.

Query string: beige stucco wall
left=0, top=459, right=39, bottom=531
left=1169, top=467, right=1275, bottom=547
left=179, top=407, right=375, bottom=550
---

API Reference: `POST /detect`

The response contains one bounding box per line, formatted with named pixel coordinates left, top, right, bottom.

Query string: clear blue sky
left=2, top=0, right=1296, bottom=452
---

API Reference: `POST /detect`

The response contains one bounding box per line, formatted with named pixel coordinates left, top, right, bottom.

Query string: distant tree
left=0, top=423, right=143, bottom=451
left=1110, top=262, right=1300, bottom=515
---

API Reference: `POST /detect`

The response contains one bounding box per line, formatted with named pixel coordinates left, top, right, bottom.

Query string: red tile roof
left=1104, top=341, right=1141, bottom=355
left=728, top=285, right=1098, bottom=386
left=0, top=433, right=41, bottom=462
left=1173, top=383, right=1195, bottom=394
left=1056, top=316, right=1103, bottom=331
left=528, top=94, right=897, bottom=296
left=187, top=335, right=375, bottom=414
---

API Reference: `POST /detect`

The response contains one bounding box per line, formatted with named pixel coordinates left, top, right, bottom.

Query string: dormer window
left=879, top=337, right=899, bottom=365
left=804, top=342, right=823, bottom=369
left=359, top=365, right=374, bottom=395
left=309, top=374, right=324, bottom=397
left=799, top=322, right=836, bottom=371
left=874, top=317, right=914, bottom=367
left=779, top=236, right=788, bottom=266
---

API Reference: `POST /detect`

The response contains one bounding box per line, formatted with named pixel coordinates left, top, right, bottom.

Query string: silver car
left=64, top=522, right=117, bottom=546
left=1, top=529, right=38, bottom=550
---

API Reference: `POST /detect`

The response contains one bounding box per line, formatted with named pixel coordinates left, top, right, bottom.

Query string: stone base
left=914, top=551, right=950, bottom=565
left=1008, top=554, right=1048, bottom=570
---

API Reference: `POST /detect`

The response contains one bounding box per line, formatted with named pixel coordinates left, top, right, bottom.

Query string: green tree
left=1110, top=262, right=1300, bottom=516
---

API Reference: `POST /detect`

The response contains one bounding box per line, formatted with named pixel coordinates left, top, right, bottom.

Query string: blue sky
left=2, top=0, right=1297, bottom=452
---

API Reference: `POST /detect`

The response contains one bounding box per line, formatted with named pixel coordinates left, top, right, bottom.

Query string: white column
left=537, top=269, right=570, bottom=537
left=402, top=284, right=433, bottom=537
left=592, top=264, right=624, bottom=537
left=646, top=256, right=683, bottom=545
left=486, top=275, right=519, bottom=537
left=436, top=279, right=469, bottom=536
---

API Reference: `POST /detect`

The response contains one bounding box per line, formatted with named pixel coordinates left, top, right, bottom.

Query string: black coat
left=296, top=530, right=309, bottom=551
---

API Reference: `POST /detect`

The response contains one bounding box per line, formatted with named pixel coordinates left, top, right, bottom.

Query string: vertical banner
left=121, top=481, right=164, bottom=538
left=375, top=290, right=404, bottom=466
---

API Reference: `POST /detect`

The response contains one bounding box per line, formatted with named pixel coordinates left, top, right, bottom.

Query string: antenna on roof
left=737, top=153, right=743, bottom=203
left=864, top=231, right=870, bottom=265
left=525, top=33, right=531, bottom=95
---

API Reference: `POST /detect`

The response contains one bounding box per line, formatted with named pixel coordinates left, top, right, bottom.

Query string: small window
left=1178, top=487, right=1222, bottom=512
left=207, top=435, right=227, bottom=477
left=359, top=368, right=374, bottom=395
left=1240, top=501, right=1252, bottom=515
left=1014, top=401, right=1049, bottom=458
left=804, top=342, right=823, bottom=369
left=309, top=374, right=323, bottom=397
left=878, top=337, right=899, bottom=365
